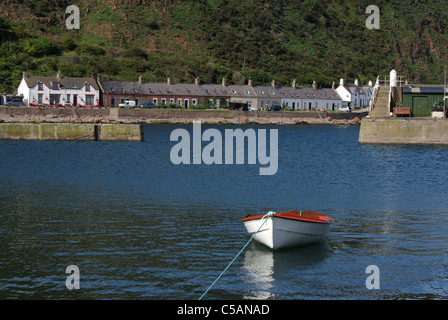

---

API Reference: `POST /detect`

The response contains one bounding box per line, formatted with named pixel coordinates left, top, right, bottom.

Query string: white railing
left=368, top=76, right=380, bottom=115
left=371, top=75, right=404, bottom=115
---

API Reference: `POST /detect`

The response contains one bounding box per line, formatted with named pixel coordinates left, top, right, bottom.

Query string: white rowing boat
left=242, top=210, right=334, bottom=250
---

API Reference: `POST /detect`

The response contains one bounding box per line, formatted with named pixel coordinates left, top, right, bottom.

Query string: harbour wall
left=0, top=123, right=143, bottom=142
left=359, top=118, right=448, bottom=145
left=0, top=106, right=367, bottom=125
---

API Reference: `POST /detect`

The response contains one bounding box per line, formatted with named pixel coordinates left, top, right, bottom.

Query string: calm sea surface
left=0, top=124, right=447, bottom=300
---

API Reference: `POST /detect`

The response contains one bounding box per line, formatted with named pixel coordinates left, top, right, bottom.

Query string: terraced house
left=16, top=73, right=349, bottom=111
left=17, top=72, right=100, bottom=107
left=98, top=76, right=253, bottom=109
left=98, top=77, right=344, bottom=111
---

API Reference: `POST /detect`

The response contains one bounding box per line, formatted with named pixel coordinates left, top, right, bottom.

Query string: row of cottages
left=99, top=77, right=345, bottom=110
left=15, top=72, right=370, bottom=110
left=335, top=78, right=373, bottom=108
left=17, top=72, right=100, bottom=107
left=99, top=76, right=254, bottom=109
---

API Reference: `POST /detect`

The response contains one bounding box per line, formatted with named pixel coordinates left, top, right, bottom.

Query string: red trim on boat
left=242, top=210, right=334, bottom=224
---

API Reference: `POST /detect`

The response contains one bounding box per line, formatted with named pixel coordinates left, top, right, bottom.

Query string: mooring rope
left=198, top=211, right=275, bottom=300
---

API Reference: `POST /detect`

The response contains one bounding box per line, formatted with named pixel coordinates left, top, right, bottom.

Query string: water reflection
left=241, top=241, right=331, bottom=299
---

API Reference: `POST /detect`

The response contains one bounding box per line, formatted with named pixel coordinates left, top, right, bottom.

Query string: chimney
left=248, top=79, right=253, bottom=87
left=57, top=70, right=61, bottom=79
left=332, top=81, right=335, bottom=89
left=340, top=78, right=344, bottom=86
left=292, top=79, right=296, bottom=89
left=167, top=78, right=172, bottom=85
left=312, top=80, right=317, bottom=90
left=271, top=80, right=276, bottom=88
left=138, top=75, right=142, bottom=84
left=195, top=77, right=200, bottom=86
left=23, top=71, right=27, bottom=79
left=222, top=77, right=227, bottom=87
left=97, top=73, right=101, bottom=83
left=91, top=72, right=94, bottom=79
left=354, top=79, right=359, bottom=86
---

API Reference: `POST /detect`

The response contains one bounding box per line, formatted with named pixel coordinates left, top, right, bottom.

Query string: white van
left=118, top=100, right=136, bottom=108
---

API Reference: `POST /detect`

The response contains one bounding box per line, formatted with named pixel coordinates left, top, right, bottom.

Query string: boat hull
left=242, top=211, right=333, bottom=250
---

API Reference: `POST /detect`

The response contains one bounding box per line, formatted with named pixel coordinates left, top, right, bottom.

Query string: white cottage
left=17, top=72, right=100, bottom=107
left=335, top=79, right=372, bottom=109
left=278, top=81, right=343, bottom=111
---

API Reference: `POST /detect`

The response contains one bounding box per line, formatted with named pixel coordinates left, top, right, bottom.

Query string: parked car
left=118, top=100, right=136, bottom=108
left=139, top=102, right=156, bottom=108
left=268, top=104, right=282, bottom=111
left=248, top=106, right=258, bottom=111
left=3, top=95, right=25, bottom=106
left=338, top=106, right=351, bottom=112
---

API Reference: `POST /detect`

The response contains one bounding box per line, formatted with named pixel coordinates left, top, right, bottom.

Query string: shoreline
left=0, top=106, right=366, bottom=126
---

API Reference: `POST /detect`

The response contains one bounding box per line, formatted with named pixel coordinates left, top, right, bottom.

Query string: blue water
left=0, top=124, right=447, bottom=299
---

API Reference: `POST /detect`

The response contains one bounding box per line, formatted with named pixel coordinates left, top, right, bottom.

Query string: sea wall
left=0, top=123, right=143, bottom=141
left=0, top=106, right=367, bottom=125
left=98, top=123, right=143, bottom=142
left=359, top=118, right=448, bottom=145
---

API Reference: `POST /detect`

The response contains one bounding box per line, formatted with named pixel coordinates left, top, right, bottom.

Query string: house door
left=184, top=99, right=189, bottom=109
left=412, top=96, right=430, bottom=117
left=73, top=94, right=78, bottom=106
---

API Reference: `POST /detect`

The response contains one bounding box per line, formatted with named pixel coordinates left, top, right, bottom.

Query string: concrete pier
left=359, top=118, right=448, bottom=145
left=0, top=123, right=143, bottom=141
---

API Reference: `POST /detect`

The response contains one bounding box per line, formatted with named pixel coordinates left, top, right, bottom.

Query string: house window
left=161, top=98, right=166, bottom=105
left=153, top=98, right=158, bottom=104
left=85, top=83, right=91, bottom=91
left=192, top=99, right=197, bottom=106
left=66, top=94, right=71, bottom=103
left=170, top=98, right=174, bottom=104
left=49, top=94, right=60, bottom=105
left=85, top=95, right=94, bottom=105
left=38, top=82, right=43, bottom=91
left=178, top=99, right=182, bottom=106
left=111, top=97, right=115, bottom=107
left=135, top=98, right=139, bottom=105
left=38, top=94, right=43, bottom=103
left=52, top=82, right=60, bottom=90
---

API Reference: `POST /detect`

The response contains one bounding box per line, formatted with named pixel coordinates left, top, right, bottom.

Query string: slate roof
left=24, top=75, right=99, bottom=90
left=277, top=86, right=341, bottom=100
left=403, top=84, right=446, bottom=94
left=100, top=80, right=344, bottom=100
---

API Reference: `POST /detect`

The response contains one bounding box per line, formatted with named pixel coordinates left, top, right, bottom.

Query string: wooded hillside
left=1, top=0, right=447, bottom=92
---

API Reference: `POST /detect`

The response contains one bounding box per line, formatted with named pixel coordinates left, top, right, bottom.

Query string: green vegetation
left=1, top=0, right=448, bottom=93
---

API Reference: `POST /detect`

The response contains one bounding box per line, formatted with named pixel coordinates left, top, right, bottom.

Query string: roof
left=101, top=81, right=256, bottom=98
left=277, top=87, right=341, bottom=100
left=403, top=84, right=446, bottom=94
left=337, top=84, right=372, bottom=95
left=100, top=80, right=343, bottom=100
left=23, top=75, right=99, bottom=90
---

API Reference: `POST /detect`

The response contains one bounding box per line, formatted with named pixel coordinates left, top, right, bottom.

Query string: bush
left=76, top=42, right=105, bottom=56
left=24, top=37, right=57, bottom=57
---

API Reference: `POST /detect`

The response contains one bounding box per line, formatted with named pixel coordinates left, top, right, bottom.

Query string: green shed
left=403, top=85, right=445, bottom=117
